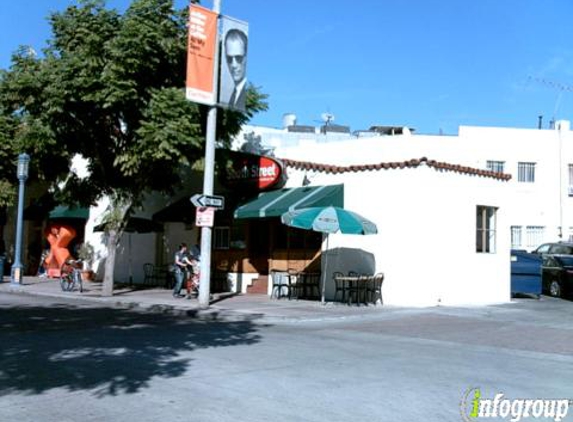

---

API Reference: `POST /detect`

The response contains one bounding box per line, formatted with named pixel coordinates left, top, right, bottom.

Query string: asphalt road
left=1, top=293, right=572, bottom=422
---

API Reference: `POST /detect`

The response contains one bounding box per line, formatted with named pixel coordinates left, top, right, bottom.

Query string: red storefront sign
left=220, top=151, right=286, bottom=191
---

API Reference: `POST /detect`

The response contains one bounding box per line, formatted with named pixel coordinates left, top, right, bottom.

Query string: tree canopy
left=0, top=0, right=267, bottom=294
left=0, top=0, right=266, bottom=206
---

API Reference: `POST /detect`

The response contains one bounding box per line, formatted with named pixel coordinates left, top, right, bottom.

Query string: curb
left=0, top=284, right=251, bottom=321
left=0, top=283, right=399, bottom=324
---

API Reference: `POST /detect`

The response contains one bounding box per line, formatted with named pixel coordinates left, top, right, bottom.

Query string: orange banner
left=186, top=5, right=218, bottom=105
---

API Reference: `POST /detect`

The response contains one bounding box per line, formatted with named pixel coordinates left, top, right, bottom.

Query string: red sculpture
left=44, top=223, right=77, bottom=278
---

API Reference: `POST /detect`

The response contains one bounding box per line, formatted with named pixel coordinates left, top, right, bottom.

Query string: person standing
left=173, top=243, right=192, bottom=298
left=223, top=28, right=248, bottom=111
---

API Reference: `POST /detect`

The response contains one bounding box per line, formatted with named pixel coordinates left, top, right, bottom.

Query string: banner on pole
left=185, top=5, right=218, bottom=105
left=219, top=16, right=249, bottom=112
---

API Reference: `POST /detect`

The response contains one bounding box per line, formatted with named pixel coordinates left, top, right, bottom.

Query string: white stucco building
left=238, top=117, right=573, bottom=250
left=10, top=114, right=571, bottom=307
left=222, top=116, right=573, bottom=305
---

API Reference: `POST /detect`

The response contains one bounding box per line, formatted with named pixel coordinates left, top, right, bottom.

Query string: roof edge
left=279, top=157, right=512, bottom=181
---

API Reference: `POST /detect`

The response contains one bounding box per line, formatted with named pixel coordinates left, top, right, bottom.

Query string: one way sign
left=190, top=194, right=225, bottom=210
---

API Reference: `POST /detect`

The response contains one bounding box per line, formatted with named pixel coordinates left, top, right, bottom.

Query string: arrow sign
left=191, top=193, right=225, bottom=209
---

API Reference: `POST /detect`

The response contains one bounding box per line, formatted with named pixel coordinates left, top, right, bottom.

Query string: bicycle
left=60, top=258, right=84, bottom=292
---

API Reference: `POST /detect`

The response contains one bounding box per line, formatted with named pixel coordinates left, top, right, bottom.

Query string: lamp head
left=17, top=153, right=30, bottom=180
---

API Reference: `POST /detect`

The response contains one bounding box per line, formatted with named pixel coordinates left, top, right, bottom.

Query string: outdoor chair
left=347, top=274, right=370, bottom=305
left=271, top=270, right=295, bottom=299
left=285, top=269, right=301, bottom=299
left=143, top=263, right=169, bottom=287
left=143, top=263, right=156, bottom=285
left=333, top=271, right=346, bottom=302
left=367, top=273, right=385, bottom=305
left=298, top=272, right=321, bottom=300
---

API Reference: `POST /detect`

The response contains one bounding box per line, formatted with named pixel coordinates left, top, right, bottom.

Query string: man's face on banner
left=225, top=37, right=247, bottom=84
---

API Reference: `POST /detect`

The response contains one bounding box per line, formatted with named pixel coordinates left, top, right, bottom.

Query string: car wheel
left=549, top=280, right=562, bottom=298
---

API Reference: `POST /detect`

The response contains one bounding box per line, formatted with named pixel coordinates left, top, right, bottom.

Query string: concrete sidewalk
left=0, top=275, right=395, bottom=323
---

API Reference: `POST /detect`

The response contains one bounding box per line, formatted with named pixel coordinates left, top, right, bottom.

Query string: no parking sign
left=195, top=206, right=215, bottom=227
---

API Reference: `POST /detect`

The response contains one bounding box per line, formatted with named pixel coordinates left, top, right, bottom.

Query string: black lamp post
left=11, top=153, right=30, bottom=285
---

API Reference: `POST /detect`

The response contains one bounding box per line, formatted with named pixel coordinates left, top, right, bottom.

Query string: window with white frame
left=518, top=162, right=536, bottom=183
left=486, top=160, right=505, bottom=173
left=568, top=164, right=573, bottom=196
left=476, top=206, right=497, bottom=253
left=526, top=226, right=544, bottom=249
left=213, top=226, right=230, bottom=250
left=511, top=226, right=522, bottom=249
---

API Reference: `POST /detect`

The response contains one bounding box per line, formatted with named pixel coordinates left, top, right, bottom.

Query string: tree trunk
left=101, top=228, right=119, bottom=297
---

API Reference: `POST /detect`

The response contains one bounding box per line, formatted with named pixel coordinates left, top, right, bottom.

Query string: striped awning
left=234, top=184, right=344, bottom=219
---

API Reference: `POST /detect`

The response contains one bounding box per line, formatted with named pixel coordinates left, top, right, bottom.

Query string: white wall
left=266, top=120, right=573, bottom=250
left=281, top=164, right=510, bottom=306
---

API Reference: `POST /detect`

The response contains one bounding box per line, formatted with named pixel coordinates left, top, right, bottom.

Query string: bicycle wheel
left=60, top=262, right=75, bottom=292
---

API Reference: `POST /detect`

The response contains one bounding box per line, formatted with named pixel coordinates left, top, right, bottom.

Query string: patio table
left=333, top=275, right=375, bottom=305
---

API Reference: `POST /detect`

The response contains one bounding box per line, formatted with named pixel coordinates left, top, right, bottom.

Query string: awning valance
left=48, top=205, right=89, bottom=220
left=234, top=184, right=344, bottom=219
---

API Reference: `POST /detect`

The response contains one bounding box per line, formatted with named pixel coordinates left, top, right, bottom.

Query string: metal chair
left=347, top=274, right=370, bottom=305
left=271, top=270, right=289, bottom=299
left=333, top=271, right=346, bottom=302
left=367, top=273, right=385, bottom=305
left=299, top=272, right=321, bottom=300
left=143, top=263, right=155, bottom=285
left=285, top=269, right=300, bottom=299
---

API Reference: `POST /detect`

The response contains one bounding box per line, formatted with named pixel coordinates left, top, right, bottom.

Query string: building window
left=568, top=164, right=573, bottom=196
left=518, top=162, right=536, bottom=183
left=214, top=222, right=247, bottom=250
left=486, top=160, right=505, bottom=173
left=274, top=223, right=322, bottom=250
left=476, top=206, right=497, bottom=253
left=213, top=226, right=230, bottom=250
left=230, top=221, right=247, bottom=249
left=511, top=226, right=522, bottom=249
left=526, top=226, right=544, bottom=249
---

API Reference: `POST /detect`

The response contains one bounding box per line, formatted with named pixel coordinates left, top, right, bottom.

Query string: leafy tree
left=0, top=0, right=267, bottom=295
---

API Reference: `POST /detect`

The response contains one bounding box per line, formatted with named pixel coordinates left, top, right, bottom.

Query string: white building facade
left=237, top=118, right=573, bottom=251
left=10, top=116, right=568, bottom=307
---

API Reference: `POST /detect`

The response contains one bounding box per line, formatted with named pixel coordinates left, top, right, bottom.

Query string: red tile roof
left=279, top=157, right=512, bottom=181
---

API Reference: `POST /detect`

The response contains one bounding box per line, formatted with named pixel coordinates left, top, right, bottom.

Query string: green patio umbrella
left=281, top=206, right=377, bottom=303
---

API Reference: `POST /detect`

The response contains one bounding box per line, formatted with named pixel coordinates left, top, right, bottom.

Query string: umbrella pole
left=321, top=234, right=329, bottom=304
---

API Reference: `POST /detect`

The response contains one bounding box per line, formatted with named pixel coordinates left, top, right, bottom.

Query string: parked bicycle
left=60, top=258, right=83, bottom=292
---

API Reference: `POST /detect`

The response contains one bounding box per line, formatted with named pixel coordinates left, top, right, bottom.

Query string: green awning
left=234, top=184, right=344, bottom=219
left=48, top=205, right=90, bottom=220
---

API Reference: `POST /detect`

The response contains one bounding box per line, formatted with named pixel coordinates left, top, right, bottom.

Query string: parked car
left=533, top=242, right=573, bottom=256
left=541, top=254, right=573, bottom=298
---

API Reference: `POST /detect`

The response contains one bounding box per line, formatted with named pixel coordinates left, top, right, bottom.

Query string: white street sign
left=191, top=193, right=225, bottom=209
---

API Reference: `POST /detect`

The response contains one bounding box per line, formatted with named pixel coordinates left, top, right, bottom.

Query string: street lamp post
left=11, top=153, right=30, bottom=285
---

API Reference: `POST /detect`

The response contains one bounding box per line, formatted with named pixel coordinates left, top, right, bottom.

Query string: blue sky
left=2, top=0, right=573, bottom=134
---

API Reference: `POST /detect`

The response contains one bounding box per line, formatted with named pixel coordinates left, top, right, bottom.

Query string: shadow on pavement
left=0, top=302, right=267, bottom=397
